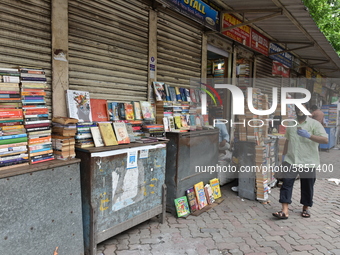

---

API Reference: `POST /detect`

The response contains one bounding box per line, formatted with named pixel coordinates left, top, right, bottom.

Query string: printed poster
left=127, top=150, right=137, bottom=169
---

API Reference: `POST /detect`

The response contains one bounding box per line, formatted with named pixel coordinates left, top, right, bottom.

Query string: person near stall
left=310, top=105, right=325, bottom=126
left=215, top=120, right=230, bottom=160
left=272, top=104, right=328, bottom=220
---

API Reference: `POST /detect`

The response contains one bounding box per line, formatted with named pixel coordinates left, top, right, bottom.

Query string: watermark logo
left=206, top=84, right=311, bottom=116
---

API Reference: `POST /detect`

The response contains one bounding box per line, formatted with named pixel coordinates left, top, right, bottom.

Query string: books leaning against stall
left=51, top=117, right=78, bottom=159
left=75, top=122, right=96, bottom=148
left=20, top=67, right=53, bottom=164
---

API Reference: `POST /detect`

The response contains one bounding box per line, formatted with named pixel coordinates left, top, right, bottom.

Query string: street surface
left=97, top=149, right=340, bottom=255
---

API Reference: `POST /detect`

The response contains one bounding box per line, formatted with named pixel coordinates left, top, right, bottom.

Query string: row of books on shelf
left=174, top=178, right=221, bottom=218
left=153, top=81, right=202, bottom=103
left=162, top=114, right=209, bottom=132
left=56, top=120, right=166, bottom=149
left=66, top=90, right=156, bottom=122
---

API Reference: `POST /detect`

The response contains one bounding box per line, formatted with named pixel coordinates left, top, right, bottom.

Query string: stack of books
left=0, top=68, right=20, bottom=84
left=75, top=122, right=96, bottom=148
left=142, top=124, right=165, bottom=137
left=52, top=117, right=77, bottom=159
left=0, top=72, right=28, bottom=169
left=20, top=67, right=53, bottom=164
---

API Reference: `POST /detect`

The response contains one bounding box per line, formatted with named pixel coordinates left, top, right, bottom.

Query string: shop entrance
left=206, top=45, right=231, bottom=125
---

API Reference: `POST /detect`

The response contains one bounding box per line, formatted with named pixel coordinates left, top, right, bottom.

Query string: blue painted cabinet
left=320, top=127, right=337, bottom=150
left=76, top=142, right=167, bottom=255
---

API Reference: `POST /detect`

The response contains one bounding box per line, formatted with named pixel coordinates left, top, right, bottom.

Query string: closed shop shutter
left=255, top=55, right=281, bottom=104
left=68, top=0, right=150, bottom=102
left=0, top=0, right=52, bottom=107
left=157, top=8, right=202, bottom=88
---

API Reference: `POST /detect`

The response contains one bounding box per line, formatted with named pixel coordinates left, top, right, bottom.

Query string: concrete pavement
left=97, top=149, right=340, bottom=255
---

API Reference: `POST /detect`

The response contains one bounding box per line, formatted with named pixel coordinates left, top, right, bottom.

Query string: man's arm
left=283, top=139, right=288, bottom=155
left=309, top=134, right=328, bottom=144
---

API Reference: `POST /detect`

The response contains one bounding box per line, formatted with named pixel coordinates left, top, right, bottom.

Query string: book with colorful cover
left=186, top=187, right=199, bottom=212
left=140, top=101, right=155, bottom=120
left=133, top=101, right=143, bottom=120
left=204, top=184, right=215, bottom=205
left=153, top=81, right=166, bottom=101
left=209, top=178, right=222, bottom=199
left=112, top=122, right=130, bottom=144
left=174, top=196, right=190, bottom=217
left=163, top=84, right=171, bottom=101
left=66, top=90, right=92, bottom=122
left=117, top=103, right=126, bottom=120
left=90, top=99, right=108, bottom=122
left=194, top=181, right=208, bottom=210
left=124, top=103, right=135, bottom=120
left=98, top=122, right=118, bottom=146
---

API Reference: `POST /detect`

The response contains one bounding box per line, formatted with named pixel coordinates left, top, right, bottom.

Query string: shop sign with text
left=161, top=0, right=220, bottom=31
left=222, top=13, right=251, bottom=47
left=251, top=29, right=269, bottom=56
left=269, top=43, right=293, bottom=68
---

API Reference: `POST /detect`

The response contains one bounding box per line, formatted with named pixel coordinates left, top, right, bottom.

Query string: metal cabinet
left=0, top=159, right=84, bottom=255
left=76, top=142, right=167, bottom=255
left=320, top=127, right=337, bottom=150
left=165, top=129, right=219, bottom=214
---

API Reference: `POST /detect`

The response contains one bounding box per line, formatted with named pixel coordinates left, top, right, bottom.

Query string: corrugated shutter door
left=157, top=8, right=202, bottom=88
left=0, top=0, right=52, bottom=107
left=255, top=55, right=281, bottom=104
left=68, top=0, right=150, bottom=102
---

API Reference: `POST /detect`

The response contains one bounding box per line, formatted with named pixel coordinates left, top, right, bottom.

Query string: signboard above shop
left=250, top=29, right=269, bottom=56
left=269, top=43, right=293, bottom=68
left=222, top=14, right=251, bottom=47
left=160, top=0, right=221, bottom=31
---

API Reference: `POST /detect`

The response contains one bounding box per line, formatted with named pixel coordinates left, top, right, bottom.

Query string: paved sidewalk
left=97, top=149, right=340, bottom=255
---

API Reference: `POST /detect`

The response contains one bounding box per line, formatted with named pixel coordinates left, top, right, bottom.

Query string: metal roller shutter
left=68, top=0, right=150, bottom=102
left=0, top=0, right=52, bottom=107
left=255, top=55, right=282, bottom=104
left=157, top=8, right=202, bottom=88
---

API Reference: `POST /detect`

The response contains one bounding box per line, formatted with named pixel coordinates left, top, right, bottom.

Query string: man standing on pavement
left=311, top=105, right=325, bottom=126
left=273, top=104, right=328, bottom=219
left=214, top=120, right=230, bottom=160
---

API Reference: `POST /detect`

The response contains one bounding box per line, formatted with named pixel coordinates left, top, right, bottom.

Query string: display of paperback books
left=0, top=67, right=20, bottom=84
left=174, top=196, right=190, bottom=218
left=75, top=122, right=96, bottom=148
left=20, top=67, right=53, bottom=164
left=66, top=90, right=92, bottom=122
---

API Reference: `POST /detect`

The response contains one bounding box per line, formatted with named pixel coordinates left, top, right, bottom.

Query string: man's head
left=311, top=105, right=318, bottom=111
left=295, top=103, right=308, bottom=121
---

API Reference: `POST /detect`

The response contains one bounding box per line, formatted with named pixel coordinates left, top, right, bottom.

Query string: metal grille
left=157, top=8, right=202, bottom=88
left=0, top=0, right=52, bottom=107
left=68, top=0, right=150, bottom=102
left=255, top=55, right=282, bottom=104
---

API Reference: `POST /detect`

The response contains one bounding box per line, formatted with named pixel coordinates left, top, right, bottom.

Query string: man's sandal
left=301, top=210, right=311, bottom=218
left=272, top=211, right=288, bottom=219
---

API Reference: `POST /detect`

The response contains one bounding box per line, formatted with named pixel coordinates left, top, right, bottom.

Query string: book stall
left=60, top=89, right=168, bottom=255
left=152, top=81, right=222, bottom=217
left=0, top=67, right=84, bottom=255
left=320, top=104, right=338, bottom=150
left=233, top=88, right=282, bottom=202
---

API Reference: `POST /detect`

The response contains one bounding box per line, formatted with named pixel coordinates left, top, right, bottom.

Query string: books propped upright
left=98, top=122, right=118, bottom=146
left=194, top=181, right=208, bottom=210
left=66, top=90, right=92, bottom=122
left=112, top=122, right=130, bottom=144
left=174, top=196, right=190, bottom=218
